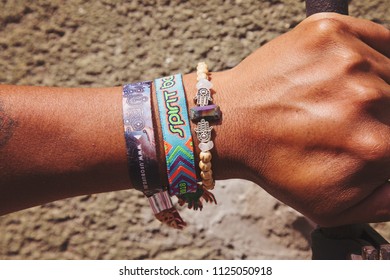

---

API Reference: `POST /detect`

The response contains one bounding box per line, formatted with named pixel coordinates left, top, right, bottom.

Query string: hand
left=219, top=13, right=390, bottom=227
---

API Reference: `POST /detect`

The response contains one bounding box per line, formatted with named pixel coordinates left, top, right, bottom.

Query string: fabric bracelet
left=122, top=81, right=162, bottom=197
left=154, top=74, right=197, bottom=196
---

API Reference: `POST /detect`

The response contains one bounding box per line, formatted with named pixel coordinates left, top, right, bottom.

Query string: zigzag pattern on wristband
left=155, top=74, right=216, bottom=212
left=154, top=74, right=197, bottom=197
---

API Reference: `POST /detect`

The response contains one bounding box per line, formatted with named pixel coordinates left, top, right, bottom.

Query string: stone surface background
left=0, top=0, right=389, bottom=259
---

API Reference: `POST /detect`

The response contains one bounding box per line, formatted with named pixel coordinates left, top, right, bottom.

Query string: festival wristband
left=122, top=81, right=162, bottom=197
left=154, top=74, right=197, bottom=196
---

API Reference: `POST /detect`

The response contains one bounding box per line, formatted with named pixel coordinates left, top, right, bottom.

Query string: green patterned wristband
left=154, top=74, right=197, bottom=196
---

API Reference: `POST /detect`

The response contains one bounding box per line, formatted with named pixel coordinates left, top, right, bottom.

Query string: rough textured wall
left=0, top=0, right=389, bottom=260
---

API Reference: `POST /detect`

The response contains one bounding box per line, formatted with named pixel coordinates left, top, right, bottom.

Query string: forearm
left=0, top=71, right=245, bottom=215
left=0, top=85, right=130, bottom=214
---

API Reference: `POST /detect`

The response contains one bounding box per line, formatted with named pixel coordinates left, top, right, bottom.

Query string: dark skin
left=0, top=13, right=389, bottom=227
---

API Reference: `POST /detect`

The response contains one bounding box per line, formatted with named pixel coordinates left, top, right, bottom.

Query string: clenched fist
left=206, top=13, right=390, bottom=227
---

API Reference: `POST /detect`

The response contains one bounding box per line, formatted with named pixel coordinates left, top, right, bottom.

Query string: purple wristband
left=122, top=81, right=162, bottom=196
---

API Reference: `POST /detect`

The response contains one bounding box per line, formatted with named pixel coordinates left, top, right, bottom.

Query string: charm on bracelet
left=195, top=119, right=213, bottom=143
left=195, top=88, right=212, bottom=106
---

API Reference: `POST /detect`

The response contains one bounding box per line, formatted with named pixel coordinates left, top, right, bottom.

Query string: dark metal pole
left=305, top=0, right=349, bottom=17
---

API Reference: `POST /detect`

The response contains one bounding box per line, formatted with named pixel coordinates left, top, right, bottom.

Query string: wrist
left=151, top=69, right=249, bottom=187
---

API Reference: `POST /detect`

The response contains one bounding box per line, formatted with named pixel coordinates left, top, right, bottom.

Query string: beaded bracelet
left=190, top=62, right=221, bottom=190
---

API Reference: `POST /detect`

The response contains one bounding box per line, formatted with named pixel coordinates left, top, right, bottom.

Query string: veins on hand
left=0, top=101, right=17, bottom=148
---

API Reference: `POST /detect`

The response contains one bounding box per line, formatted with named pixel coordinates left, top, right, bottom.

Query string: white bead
left=196, top=78, right=213, bottom=90
left=197, top=62, right=207, bottom=67
left=197, top=68, right=208, bottom=74
left=197, top=62, right=208, bottom=70
left=196, top=71, right=207, bottom=78
left=197, top=65, right=208, bottom=72
left=199, top=140, right=214, bottom=152
left=197, top=72, right=208, bottom=81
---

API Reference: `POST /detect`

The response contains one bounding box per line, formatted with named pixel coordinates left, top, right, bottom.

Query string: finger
left=346, top=37, right=390, bottom=84
left=308, top=13, right=390, bottom=57
left=363, top=81, right=390, bottom=132
left=345, top=17, right=390, bottom=58
left=331, top=182, right=390, bottom=226
left=372, top=56, right=390, bottom=85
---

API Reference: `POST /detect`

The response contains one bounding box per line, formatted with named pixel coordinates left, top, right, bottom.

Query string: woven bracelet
left=154, top=74, right=198, bottom=196
left=155, top=74, right=216, bottom=213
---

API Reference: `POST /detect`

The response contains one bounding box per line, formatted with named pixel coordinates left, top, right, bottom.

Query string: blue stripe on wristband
left=154, top=74, right=197, bottom=196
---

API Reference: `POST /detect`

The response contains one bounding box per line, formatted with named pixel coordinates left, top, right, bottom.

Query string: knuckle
left=339, top=49, right=370, bottom=73
left=350, top=84, right=383, bottom=106
left=302, top=17, right=350, bottom=52
left=311, top=17, right=346, bottom=36
left=353, top=130, right=389, bottom=160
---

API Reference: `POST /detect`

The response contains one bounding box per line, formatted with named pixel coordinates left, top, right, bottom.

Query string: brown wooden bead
left=199, top=151, right=212, bottom=163
left=201, top=170, right=213, bottom=180
left=203, top=179, right=215, bottom=190
left=199, top=161, right=211, bottom=171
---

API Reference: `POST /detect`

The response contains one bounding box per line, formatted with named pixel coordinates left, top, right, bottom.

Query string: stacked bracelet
left=122, top=81, right=186, bottom=229
left=123, top=68, right=220, bottom=229
left=155, top=74, right=216, bottom=213
left=190, top=62, right=221, bottom=190
left=154, top=74, right=198, bottom=196
left=122, top=81, right=162, bottom=196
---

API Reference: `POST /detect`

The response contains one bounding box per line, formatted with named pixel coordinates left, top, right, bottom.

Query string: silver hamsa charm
left=194, top=119, right=213, bottom=143
left=194, top=88, right=212, bottom=107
